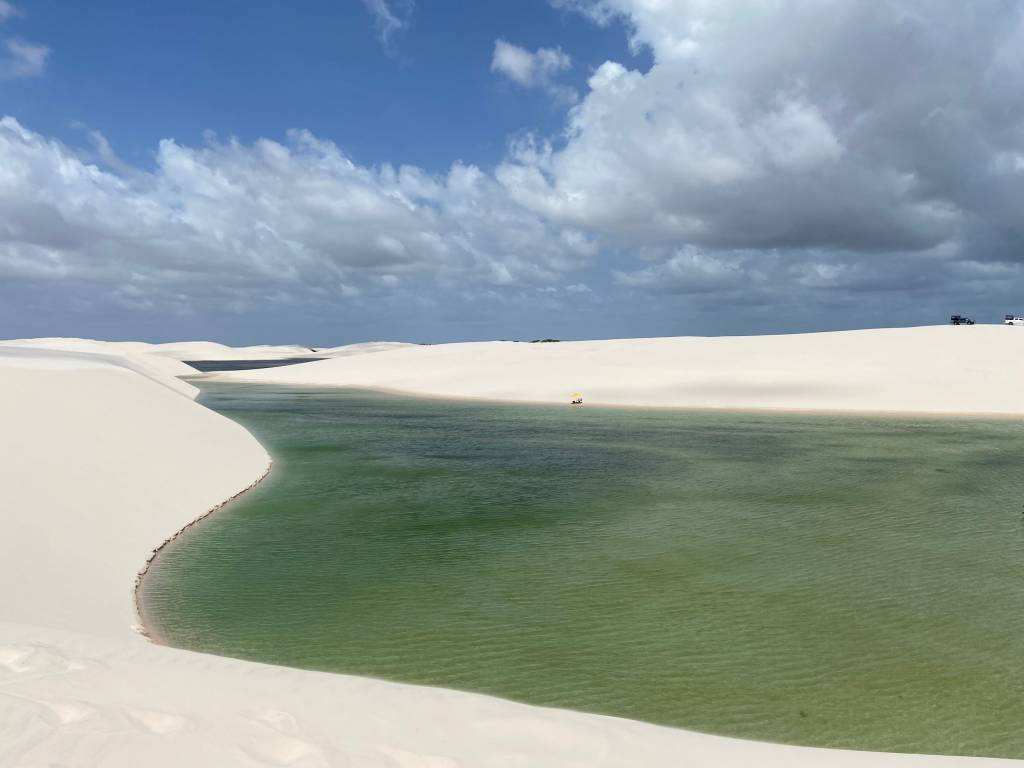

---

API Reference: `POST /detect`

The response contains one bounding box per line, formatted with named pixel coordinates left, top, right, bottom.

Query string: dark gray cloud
left=501, top=1, right=1024, bottom=285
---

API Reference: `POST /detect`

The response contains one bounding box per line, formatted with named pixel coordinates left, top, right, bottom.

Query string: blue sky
left=2, top=1, right=1024, bottom=344
left=5, top=1, right=642, bottom=171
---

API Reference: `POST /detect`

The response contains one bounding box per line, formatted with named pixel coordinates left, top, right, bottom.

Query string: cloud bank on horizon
left=2, top=0, right=1024, bottom=342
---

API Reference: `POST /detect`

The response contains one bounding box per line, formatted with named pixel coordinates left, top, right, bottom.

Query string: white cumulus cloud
left=500, top=0, right=1024, bottom=275
left=492, top=39, right=577, bottom=104
left=0, top=117, right=595, bottom=315
left=6, top=1, right=1024, bottom=335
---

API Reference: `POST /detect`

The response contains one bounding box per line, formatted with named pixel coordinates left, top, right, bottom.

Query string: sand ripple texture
left=3, top=625, right=1020, bottom=768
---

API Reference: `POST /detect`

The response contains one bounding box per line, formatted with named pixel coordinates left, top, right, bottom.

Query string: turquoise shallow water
left=141, top=383, right=1024, bottom=757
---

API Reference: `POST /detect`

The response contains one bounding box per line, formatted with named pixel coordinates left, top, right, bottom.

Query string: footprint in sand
left=45, top=699, right=106, bottom=726
left=0, top=644, right=105, bottom=678
left=255, top=709, right=300, bottom=735
left=375, top=746, right=462, bottom=768
left=242, top=709, right=338, bottom=767
left=126, top=707, right=192, bottom=735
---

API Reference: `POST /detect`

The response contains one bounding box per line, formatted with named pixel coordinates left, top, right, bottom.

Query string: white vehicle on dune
left=1005, top=314, right=1024, bottom=326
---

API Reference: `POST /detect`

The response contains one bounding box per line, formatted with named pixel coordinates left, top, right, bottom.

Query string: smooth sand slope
left=0, top=343, right=1019, bottom=766
left=0, top=337, right=318, bottom=363
left=142, top=340, right=415, bottom=360
left=313, top=341, right=418, bottom=357
left=0, top=337, right=199, bottom=384
left=211, top=325, right=1024, bottom=415
left=143, top=340, right=318, bottom=361
left=0, top=337, right=416, bottom=364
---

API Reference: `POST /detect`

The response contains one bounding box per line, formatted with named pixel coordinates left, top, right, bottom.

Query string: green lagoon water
left=141, top=383, right=1024, bottom=757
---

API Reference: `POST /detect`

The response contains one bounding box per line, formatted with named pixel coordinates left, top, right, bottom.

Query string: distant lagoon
left=184, top=358, right=324, bottom=372
left=141, top=384, right=1024, bottom=758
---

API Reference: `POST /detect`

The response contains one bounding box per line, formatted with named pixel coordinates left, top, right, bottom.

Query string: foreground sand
left=209, top=325, right=1024, bottom=415
left=0, top=342, right=1019, bottom=766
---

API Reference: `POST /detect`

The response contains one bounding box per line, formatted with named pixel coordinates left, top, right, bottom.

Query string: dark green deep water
left=141, top=383, right=1024, bottom=757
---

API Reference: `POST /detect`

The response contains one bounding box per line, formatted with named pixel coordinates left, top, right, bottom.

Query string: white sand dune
left=144, top=340, right=319, bottom=361
left=0, top=346, right=264, bottom=636
left=210, top=325, right=1024, bottom=415
left=0, top=339, right=199, bottom=396
left=150, top=340, right=420, bottom=361
left=0, top=336, right=417, bottom=365
left=313, top=340, right=418, bottom=357
left=0, top=342, right=1020, bottom=766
